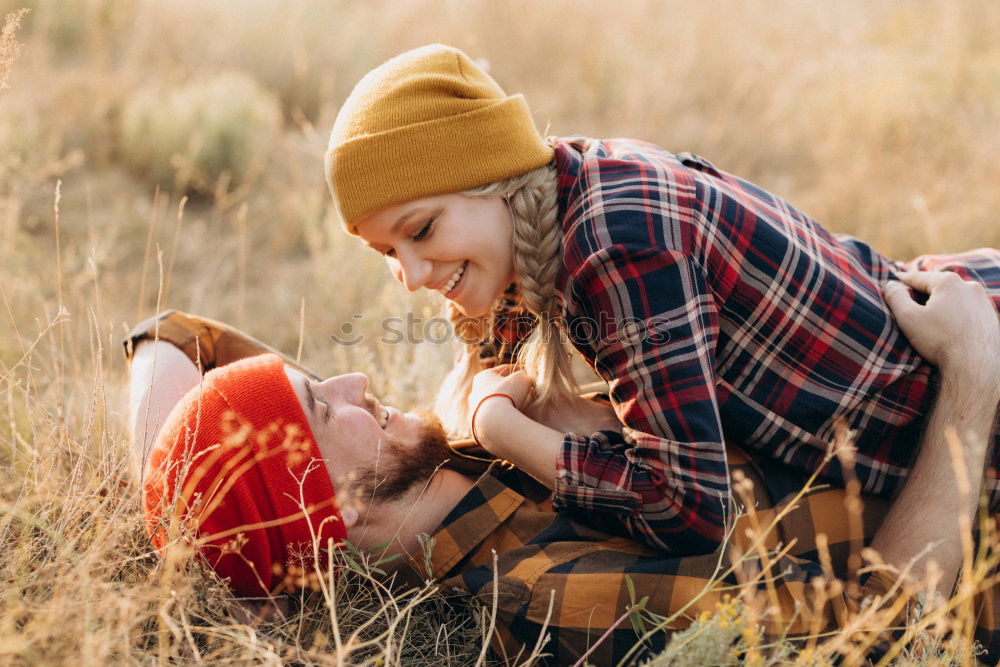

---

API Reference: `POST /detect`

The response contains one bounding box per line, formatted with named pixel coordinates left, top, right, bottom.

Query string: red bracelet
left=471, top=393, right=517, bottom=446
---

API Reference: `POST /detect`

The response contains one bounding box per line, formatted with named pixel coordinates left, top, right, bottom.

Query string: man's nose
left=392, top=247, right=432, bottom=292
left=318, top=372, right=369, bottom=406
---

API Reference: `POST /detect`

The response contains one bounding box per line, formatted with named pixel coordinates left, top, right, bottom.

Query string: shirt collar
left=425, top=471, right=528, bottom=580
left=551, top=137, right=595, bottom=300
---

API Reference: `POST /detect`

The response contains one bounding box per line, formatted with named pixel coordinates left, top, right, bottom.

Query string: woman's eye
left=413, top=217, right=436, bottom=241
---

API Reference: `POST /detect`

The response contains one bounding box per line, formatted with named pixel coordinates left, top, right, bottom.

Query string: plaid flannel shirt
left=492, top=137, right=1000, bottom=555
left=430, top=451, right=1000, bottom=665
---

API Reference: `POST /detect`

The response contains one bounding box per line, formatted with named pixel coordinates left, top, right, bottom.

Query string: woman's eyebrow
left=390, top=208, right=424, bottom=234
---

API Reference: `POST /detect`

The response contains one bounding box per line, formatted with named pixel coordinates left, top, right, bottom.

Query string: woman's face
left=353, top=193, right=514, bottom=318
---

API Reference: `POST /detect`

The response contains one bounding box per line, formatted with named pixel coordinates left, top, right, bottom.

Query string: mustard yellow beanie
left=325, top=44, right=554, bottom=233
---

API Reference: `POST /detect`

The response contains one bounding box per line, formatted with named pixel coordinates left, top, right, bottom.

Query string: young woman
left=324, top=44, right=1000, bottom=555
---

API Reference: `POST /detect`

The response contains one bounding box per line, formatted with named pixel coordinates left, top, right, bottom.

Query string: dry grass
left=0, top=8, right=25, bottom=89
left=1, top=0, right=998, bottom=664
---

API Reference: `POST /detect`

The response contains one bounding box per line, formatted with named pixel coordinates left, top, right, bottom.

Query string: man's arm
left=876, top=271, right=1000, bottom=594
left=128, top=340, right=200, bottom=473
left=124, top=309, right=323, bottom=473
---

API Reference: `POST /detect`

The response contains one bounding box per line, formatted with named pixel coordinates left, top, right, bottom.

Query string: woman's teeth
left=442, top=262, right=466, bottom=295
left=379, top=408, right=389, bottom=428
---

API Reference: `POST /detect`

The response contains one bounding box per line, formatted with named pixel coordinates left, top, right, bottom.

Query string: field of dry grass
left=1, top=0, right=999, bottom=664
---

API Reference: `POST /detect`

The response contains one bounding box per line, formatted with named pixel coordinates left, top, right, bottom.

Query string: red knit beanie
left=143, top=353, right=345, bottom=597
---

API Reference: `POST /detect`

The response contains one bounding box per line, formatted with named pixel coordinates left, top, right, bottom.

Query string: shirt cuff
left=553, top=431, right=642, bottom=517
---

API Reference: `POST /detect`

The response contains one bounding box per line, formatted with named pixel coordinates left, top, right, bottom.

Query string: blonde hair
left=433, top=162, right=580, bottom=437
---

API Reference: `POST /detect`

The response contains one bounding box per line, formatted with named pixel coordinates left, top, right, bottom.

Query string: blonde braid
left=464, top=163, right=580, bottom=416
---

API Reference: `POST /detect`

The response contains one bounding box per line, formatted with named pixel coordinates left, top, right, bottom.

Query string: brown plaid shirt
left=428, top=448, right=1000, bottom=665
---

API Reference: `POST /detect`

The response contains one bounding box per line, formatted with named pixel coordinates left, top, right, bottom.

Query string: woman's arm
left=474, top=244, right=731, bottom=556
left=470, top=367, right=622, bottom=487
left=128, top=340, right=200, bottom=473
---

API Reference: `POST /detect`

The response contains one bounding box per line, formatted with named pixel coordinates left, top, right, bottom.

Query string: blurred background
left=1, top=1, right=998, bottom=662
left=1, top=0, right=999, bottom=424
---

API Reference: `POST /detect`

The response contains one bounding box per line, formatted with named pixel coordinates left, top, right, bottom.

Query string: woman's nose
left=393, top=247, right=432, bottom=292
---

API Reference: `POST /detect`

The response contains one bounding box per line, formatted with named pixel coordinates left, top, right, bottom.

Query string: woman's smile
left=441, top=261, right=468, bottom=298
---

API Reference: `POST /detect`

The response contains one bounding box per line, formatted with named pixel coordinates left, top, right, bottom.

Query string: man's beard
left=346, top=412, right=453, bottom=506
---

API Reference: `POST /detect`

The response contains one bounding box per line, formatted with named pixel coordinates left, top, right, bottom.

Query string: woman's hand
left=466, top=365, right=562, bottom=487
left=468, top=365, right=534, bottom=420
left=884, top=271, right=1000, bottom=383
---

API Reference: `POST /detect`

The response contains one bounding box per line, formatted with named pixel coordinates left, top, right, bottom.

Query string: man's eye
left=413, top=217, right=436, bottom=241
left=383, top=248, right=396, bottom=259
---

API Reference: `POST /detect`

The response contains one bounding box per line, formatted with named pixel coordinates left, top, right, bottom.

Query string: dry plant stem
left=236, top=203, right=248, bottom=329
left=570, top=607, right=635, bottom=667
left=832, top=422, right=865, bottom=584
left=871, top=552, right=1000, bottom=666
left=520, top=588, right=556, bottom=666
left=135, top=187, right=162, bottom=324
left=162, top=196, right=188, bottom=305
left=0, top=9, right=27, bottom=90
left=473, top=551, right=499, bottom=667
left=868, top=373, right=998, bottom=596
left=296, top=297, right=305, bottom=364
left=53, top=181, right=65, bottom=417
left=615, top=481, right=807, bottom=666
left=731, top=470, right=788, bottom=632
left=0, top=309, right=68, bottom=386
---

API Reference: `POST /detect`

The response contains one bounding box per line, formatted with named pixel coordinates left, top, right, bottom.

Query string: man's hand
left=877, top=269, right=1000, bottom=594
left=884, top=271, right=1000, bottom=382
left=523, top=393, right=622, bottom=435
left=129, top=340, right=200, bottom=472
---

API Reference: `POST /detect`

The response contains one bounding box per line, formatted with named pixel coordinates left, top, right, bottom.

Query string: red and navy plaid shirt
left=494, top=138, right=1000, bottom=556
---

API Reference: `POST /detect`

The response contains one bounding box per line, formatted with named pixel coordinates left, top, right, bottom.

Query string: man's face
left=284, top=368, right=452, bottom=504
